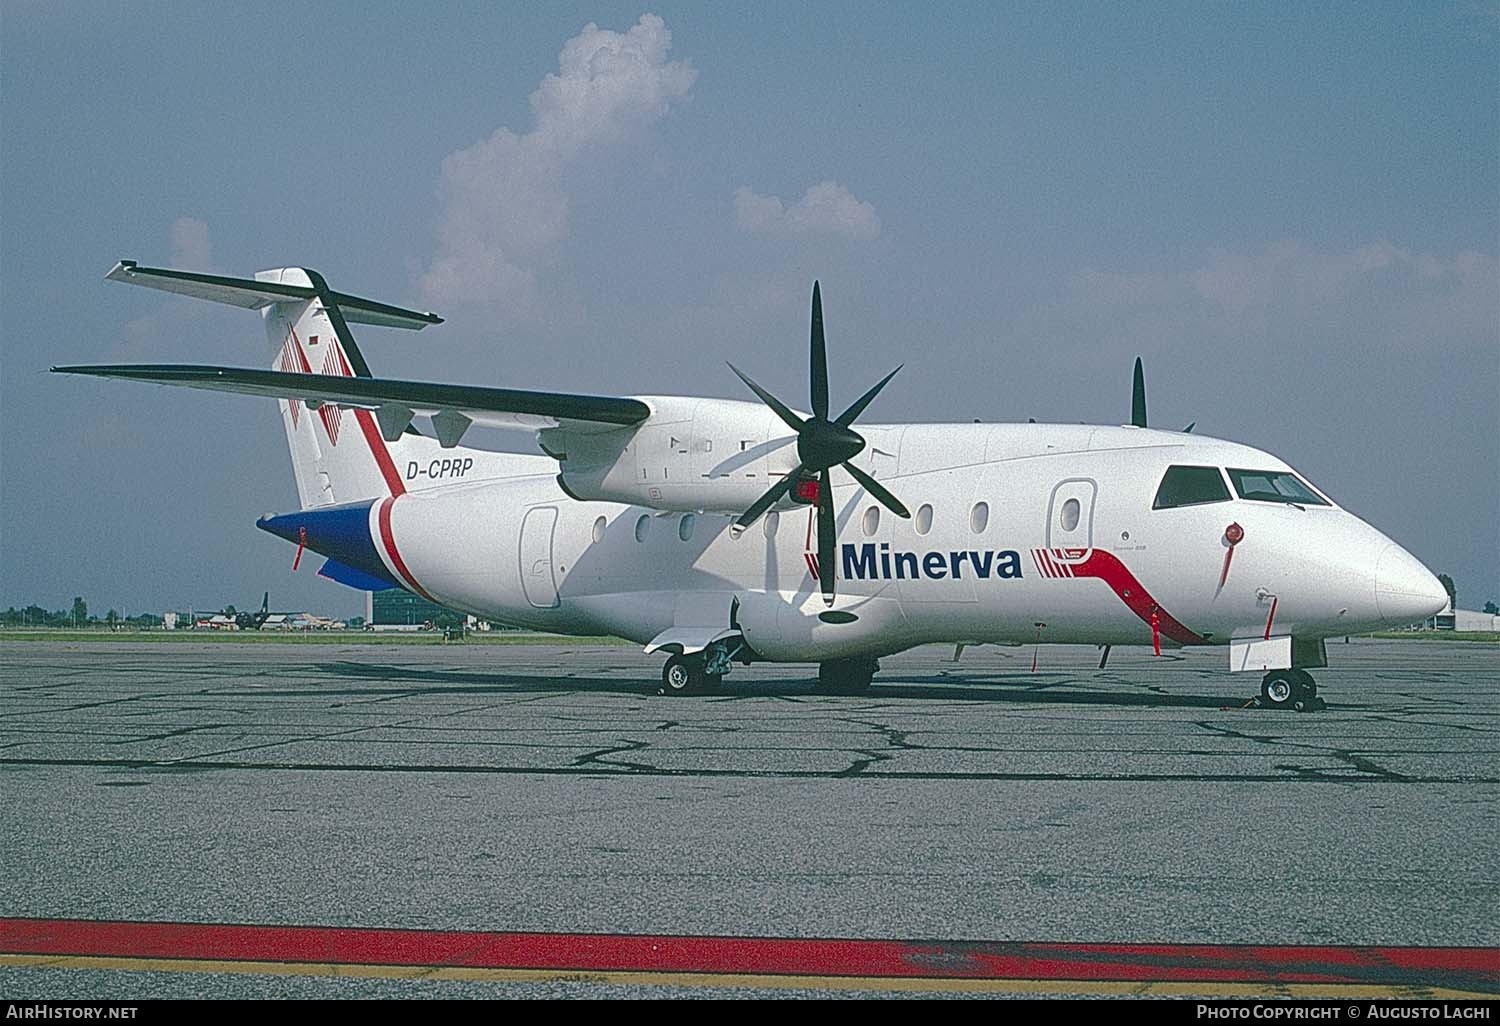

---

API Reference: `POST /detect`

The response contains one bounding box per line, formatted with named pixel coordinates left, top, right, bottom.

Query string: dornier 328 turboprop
left=57, top=261, right=1449, bottom=704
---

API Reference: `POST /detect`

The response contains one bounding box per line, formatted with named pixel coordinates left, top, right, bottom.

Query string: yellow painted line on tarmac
left=2, top=954, right=1493, bottom=998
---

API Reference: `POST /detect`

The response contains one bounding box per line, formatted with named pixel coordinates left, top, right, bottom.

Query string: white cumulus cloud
left=733, top=181, right=881, bottom=241
left=169, top=216, right=213, bottom=269
left=420, top=14, right=696, bottom=323
left=111, top=218, right=220, bottom=362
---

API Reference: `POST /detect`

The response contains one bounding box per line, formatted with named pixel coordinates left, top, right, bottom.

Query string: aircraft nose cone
left=1375, top=542, right=1448, bottom=626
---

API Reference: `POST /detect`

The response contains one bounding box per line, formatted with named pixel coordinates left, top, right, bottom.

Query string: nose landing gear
left=1259, top=668, right=1324, bottom=712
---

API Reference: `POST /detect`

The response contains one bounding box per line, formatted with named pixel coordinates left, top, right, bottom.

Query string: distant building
left=1418, top=601, right=1498, bottom=632
left=1454, top=608, right=1500, bottom=632
left=367, top=589, right=458, bottom=627
left=365, top=589, right=499, bottom=631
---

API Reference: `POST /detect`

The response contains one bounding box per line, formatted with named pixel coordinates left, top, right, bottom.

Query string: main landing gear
left=658, top=653, right=882, bottom=697
left=660, top=653, right=720, bottom=695
left=658, top=639, right=745, bottom=696
left=814, top=657, right=879, bottom=696
left=1258, top=668, right=1325, bottom=712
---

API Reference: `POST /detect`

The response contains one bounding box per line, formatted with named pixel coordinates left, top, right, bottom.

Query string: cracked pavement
left=1, top=637, right=1495, bottom=995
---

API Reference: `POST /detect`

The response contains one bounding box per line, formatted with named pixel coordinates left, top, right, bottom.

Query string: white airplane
left=57, top=261, right=1449, bottom=707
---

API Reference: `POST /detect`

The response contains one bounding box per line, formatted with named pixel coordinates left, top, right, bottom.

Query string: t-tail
left=97, top=261, right=444, bottom=509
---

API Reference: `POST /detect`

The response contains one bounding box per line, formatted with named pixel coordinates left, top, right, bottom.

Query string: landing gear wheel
left=1289, top=669, right=1322, bottom=712
left=661, top=654, right=707, bottom=695
left=1260, top=670, right=1296, bottom=709
left=815, top=657, right=878, bottom=695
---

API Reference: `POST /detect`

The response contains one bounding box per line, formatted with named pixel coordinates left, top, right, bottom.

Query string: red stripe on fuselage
left=376, top=496, right=435, bottom=602
left=1069, top=549, right=1206, bottom=645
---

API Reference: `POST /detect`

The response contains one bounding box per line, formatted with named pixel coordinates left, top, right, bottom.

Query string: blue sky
left=2, top=2, right=1496, bottom=616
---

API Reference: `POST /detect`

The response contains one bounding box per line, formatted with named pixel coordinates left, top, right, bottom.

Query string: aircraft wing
left=52, top=364, right=651, bottom=437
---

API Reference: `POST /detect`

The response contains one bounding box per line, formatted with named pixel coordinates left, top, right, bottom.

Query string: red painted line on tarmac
left=0, top=919, right=1495, bottom=990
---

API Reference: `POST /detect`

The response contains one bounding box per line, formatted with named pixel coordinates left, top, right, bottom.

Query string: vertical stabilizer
left=257, top=268, right=400, bottom=507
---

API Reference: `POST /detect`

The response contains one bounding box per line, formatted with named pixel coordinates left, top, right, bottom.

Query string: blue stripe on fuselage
left=256, top=501, right=402, bottom=590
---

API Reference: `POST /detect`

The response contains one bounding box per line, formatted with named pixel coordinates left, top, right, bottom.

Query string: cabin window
left=1226, top=469, right=1330, bottom=507
left=764, top=511, right=780, bottom=538
left=915, top=503, right=934, bottom=536
left=1060, top=498, right=1080, bottom=532
left=970, top=501, right=989, bottom=534
left=1152, top=465, right=1231, bottom=509
left=592, top=516, right=607, bottom=544
left=634, top=514, right=651, bottom=542
left=863, top=506, right=880, bottom=536
left=678, top=514, right=696, bottom=541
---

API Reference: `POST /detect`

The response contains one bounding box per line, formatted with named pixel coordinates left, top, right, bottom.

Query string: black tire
left=815, top=657, right=877, bottom=695
left=1291, top=669, right=1317, bottom=698
left=1261, top=671, right=1296, bottom=709
left=661, top=654, right=704, bottom=695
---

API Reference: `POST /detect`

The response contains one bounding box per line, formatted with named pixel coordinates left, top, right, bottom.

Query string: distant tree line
left=2, top=597, right=163, bottom=629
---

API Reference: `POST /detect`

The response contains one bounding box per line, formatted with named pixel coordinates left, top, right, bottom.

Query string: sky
left=2, top=2, right=1496, bottom=618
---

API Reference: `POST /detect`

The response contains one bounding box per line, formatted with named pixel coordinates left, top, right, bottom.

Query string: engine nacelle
left=734, top=590, right=912, bottom=662
left=550, top=395, right=805, bottom=514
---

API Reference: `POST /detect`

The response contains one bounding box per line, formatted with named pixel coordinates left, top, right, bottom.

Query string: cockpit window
left=1152, top=465, right=1231, bottom=509
left=1226, top=469, right=1330, bottom=507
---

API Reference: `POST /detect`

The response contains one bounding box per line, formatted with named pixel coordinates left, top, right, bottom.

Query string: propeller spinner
left=727, top=282, right=909, bottom=605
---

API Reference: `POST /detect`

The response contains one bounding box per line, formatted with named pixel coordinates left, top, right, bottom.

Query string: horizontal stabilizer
left=105, top=261, right=442, bottom=330
left=53, top=363, right=652, bottom=432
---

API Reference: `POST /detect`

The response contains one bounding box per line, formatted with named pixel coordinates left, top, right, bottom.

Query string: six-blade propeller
left=728, top=291, right=1191, bottom=607
left=727, top=282, right=909, bottom=605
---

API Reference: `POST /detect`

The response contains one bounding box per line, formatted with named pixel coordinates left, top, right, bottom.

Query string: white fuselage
left=370, top=423, right=1444, bottom=663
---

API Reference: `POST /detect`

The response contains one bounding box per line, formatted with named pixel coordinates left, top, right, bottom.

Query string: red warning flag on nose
left=292, top=526, right=307, bottom=571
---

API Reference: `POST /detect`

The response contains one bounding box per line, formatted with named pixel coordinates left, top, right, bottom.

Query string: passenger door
left=519, top=506, right=560, bottom=608
left=1046, top=478, right=1096, bottom=563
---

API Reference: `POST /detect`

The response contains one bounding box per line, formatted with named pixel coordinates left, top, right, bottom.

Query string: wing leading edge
left=51, top=364, right=651, bottom=437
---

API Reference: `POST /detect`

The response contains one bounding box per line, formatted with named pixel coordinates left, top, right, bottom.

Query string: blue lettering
left=842, top=543, right=877, bottom=580
left=969, top=551, right=993, bottom=578
left=838, top=544, right=1024, bottom=582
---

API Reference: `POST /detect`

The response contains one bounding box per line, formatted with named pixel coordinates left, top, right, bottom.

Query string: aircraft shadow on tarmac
left=312, top=661, right=1249, bottom=710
